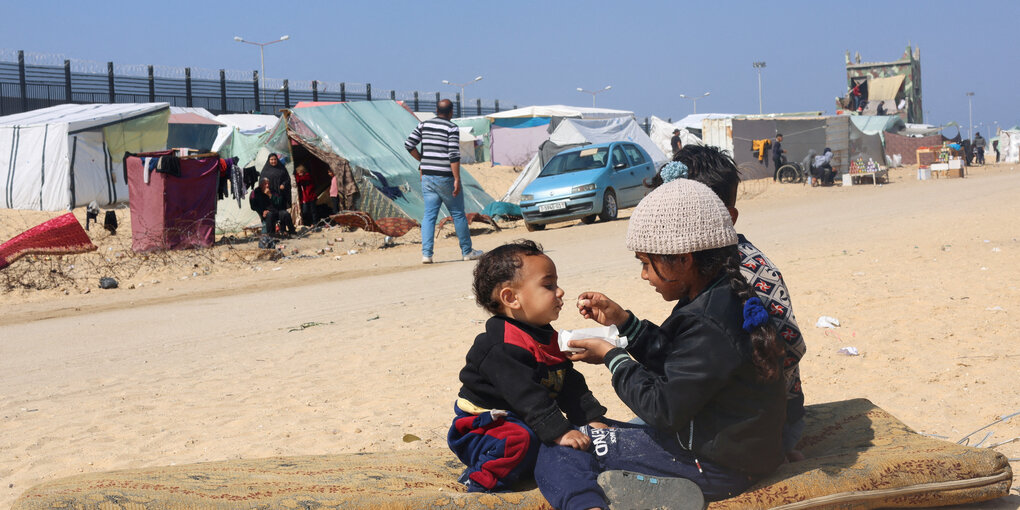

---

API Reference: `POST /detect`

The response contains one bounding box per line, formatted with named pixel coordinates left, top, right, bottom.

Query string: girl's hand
left=588, top=421, right=609, bottom=429
left=555, top=429, right=591, bottom=451
left=576, top=292, right=627, bottom=327
left=565, top=338, right=615, bottom=364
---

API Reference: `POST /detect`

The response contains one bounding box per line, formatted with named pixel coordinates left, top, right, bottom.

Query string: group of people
left=248, top=153, right=344, bottom=237
left=447, top=143, right=806, bottom=509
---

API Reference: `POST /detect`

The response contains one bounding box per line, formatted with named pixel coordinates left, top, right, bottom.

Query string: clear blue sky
left=5, top=0, right=1018, bottom=134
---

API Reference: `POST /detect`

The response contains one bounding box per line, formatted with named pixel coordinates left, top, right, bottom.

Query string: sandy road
left=2, top=168, right=1018, bottom=508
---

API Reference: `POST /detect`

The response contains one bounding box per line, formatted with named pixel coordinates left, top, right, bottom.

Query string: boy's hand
left=555, top=429, right=591, bottom=451
left=576, top=292, right=627, bottom=326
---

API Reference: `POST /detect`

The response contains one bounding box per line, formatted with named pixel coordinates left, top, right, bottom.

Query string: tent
left=286, top=100, right=493, bottom=221
left=849, top=115, right=905, bottom=144
left=673, top=113, right=738, bottom=134
left=648, top=116, right=702, bottom=157
left=0, top=103, right=169, bottom=211
left=998, top=129, right=1020, bottom=163
left=210, top=113, right=280, bottom=152
left=501, top=117, right=664, bottom=203
left=486, top=105, right=633, bottom=166
left=167, top=107, right=224, bottom=152
left=126, top=151, right=219, bottom=252
left=453, top=116, right=491, bottom=163
left=884, top=132, right=943, bottom=164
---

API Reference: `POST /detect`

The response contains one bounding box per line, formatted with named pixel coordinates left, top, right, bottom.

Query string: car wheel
left=777, top=164, right=801, bottom=183
left=525, top=222, right=546, bottom=232
left=599, top=191, right=618, bottom=222
left=580, top=214, right=597, bottom=224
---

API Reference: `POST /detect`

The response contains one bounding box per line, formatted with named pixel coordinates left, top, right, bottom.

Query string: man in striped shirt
left=406, top=99, right=483, bottom=263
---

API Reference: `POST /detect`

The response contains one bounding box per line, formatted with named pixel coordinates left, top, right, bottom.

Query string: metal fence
left=0, top=50, right=511, bottom=117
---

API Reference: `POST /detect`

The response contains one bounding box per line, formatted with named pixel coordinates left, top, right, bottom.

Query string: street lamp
left=752, top=61, right=766, bottom=114
left=966, top=91, right=975, bottom=141
left=679, top=92, right=710, bottom=114
left=576, top=85, right=612, bottom=107
left=441, top=76, right=483, bottom=114
left=234, top=34, right=291, bottom=109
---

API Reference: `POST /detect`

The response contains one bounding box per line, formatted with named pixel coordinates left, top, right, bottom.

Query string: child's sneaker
left=462, top=249, right=484, bottom=261
left=421, top=255, right=433, bottom=264
left=597, top=470, right=705, bottom=510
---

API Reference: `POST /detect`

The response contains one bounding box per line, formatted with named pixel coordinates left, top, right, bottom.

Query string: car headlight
left=520, top=194, right=533, bottom=201
left=571, top=183, right=596, bottom=193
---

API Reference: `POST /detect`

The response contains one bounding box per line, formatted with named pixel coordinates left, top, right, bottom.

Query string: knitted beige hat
left=626, top=179, right=737, bottom=255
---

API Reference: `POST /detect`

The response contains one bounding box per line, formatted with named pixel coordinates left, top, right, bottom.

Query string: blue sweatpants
left=534, top=421, right=754, bottom=510
left=447, top=404, right=539, bottom=492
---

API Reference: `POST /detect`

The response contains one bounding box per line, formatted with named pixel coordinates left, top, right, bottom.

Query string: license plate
left=538, top=201, right=567, bottom=213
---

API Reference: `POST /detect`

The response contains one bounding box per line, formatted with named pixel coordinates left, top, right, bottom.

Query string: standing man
left=405, top=99, right=484, bottom=264
left=772, top=133, right=786, bottom=181
left=973, top=132, right=986, bottom=165
left=670, top=128, right=683, bottom=158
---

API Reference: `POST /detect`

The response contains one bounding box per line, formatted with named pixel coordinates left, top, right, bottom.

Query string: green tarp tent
left=288, top=101, right=493, bottom=221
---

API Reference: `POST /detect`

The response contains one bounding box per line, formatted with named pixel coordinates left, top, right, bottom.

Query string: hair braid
left=693, top=246, right=783, bottom=382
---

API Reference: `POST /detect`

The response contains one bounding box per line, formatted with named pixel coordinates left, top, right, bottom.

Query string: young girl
left=294, top=165, right=317, bottom=227
left=448, top=240, right=608, bottom=495
left=327, top=168, right=340, bottom=215
left=542, top=179, right=786, bottom=510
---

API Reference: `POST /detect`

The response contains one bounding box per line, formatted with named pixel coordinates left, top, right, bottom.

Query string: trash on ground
left=816, top=316, right=840, bottom=328
left=837, top=346, right=860, bottom=356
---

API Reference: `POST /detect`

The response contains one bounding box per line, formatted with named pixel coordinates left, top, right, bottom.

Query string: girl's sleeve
left=605, top=313, right=741, bottom=431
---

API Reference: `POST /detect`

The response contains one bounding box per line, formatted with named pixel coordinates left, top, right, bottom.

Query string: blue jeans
left=421, top=174, right=472, bottom=257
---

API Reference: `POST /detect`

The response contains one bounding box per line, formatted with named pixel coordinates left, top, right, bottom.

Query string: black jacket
left=607, top=279, right=786, bottom=476
left=458, top=316, right=607, bottom=444
left=259, top=161, right=292, bottom=209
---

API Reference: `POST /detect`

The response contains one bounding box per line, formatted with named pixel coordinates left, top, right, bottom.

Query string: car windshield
left=539, top=147, right=610, bottom=177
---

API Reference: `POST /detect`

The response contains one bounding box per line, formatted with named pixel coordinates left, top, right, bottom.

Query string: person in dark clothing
left=259, top=153, right=292, bottom=209
left=541, top=180, right=786, bottom=510
left=249, top=177, right=295, bottom=236
left=961, top=139, right=973, bottom=167
left=811, top=148, right=836, bottom=186
left=993, top=139, right=1000, bottom=163
left=449, top=240, right=608, bottom=496
left=772, top=133, right=786, bottom=180
left=670, top=129, right=683, bottom=157
left=973, top=132, right=986, bottom=165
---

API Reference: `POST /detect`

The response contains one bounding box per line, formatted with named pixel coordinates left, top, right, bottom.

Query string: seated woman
left=534, top=179, right=786, bottom=510
left=249, top=177, right=296, bottom=236
left=811, top=148, right=836, bottom=186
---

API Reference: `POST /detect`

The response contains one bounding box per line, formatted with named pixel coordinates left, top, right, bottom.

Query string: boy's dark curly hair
left=473, top=239, right=545, bottom=315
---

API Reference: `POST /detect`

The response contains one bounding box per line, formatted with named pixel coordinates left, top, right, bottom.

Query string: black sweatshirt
left=605, top=280, right=786, bottom=476
left=457, top=316, right=607, bottom=444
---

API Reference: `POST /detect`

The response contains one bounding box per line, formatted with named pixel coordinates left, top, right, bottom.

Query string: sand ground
left=1, top=161, right=1018, bottom=508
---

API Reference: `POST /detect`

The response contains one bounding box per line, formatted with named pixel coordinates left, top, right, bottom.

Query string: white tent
left=0, top=103, right=170, bottom=211
left=502, top=117, right=662, bottom=203
left=674, top=113, right=738, bottom=131
left=999, top=130, right=1020, bottom=163
left=487, top=105, right=633, bottom=120
left=211, top=113, right=280, bottom=152
left=458, top=126, right=478, bottom=164
left=648, top=116, right=703, bottom=157
left=487, top=105, right=634, bottom=166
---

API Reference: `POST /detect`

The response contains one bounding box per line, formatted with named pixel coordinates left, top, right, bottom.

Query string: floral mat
left=12, top=399, right=1012, bottom=509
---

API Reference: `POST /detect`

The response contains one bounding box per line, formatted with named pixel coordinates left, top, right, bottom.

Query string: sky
left=4, top=0, right=1018, bottom=135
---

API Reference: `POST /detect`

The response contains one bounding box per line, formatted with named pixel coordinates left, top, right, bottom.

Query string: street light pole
left=576, top=85, right=612, bottom=107
left=753, top=62, right=766, bottom=114
left=966, top=91, right=975, bottom=141
left=679, top=92, right=710, bottom=114
left=441, top=76, right=483, bottom=114
left=234, top=34, right=291, bottom=109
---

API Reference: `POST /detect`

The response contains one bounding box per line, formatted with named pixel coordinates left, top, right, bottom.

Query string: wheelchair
left=775, top=150, right=819, bottom=184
